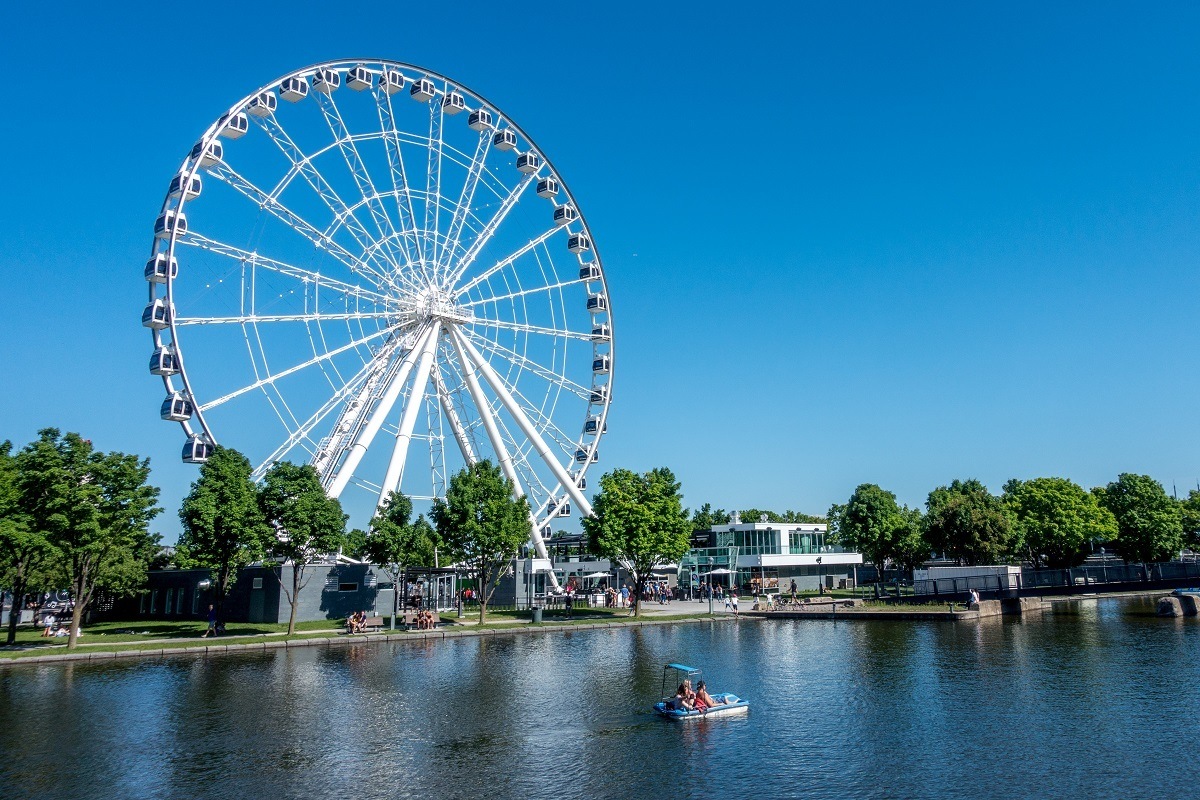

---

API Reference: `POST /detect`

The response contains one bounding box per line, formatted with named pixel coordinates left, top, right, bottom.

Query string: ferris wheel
left=142, top=59, right=613, bottom=570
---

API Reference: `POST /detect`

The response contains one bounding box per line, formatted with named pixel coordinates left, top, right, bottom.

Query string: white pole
left=327, top=324, right=437, bottom=498
left=377, top=326, right=440, bottom=508
left=432, top=364, right=478, bottom=465
left=448, top=326, right=560, bottom=591
left=451, top=327, right=593, bottom=517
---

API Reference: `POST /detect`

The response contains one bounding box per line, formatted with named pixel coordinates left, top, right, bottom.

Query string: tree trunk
left=215, top=565, right=231, bottom=624
left=287, top=564, right=304, bottom=635
left=633, top=575, right=645, bottom=618
left=66, top=565, right=89, bottom=650
left=478, top=572, right=488, bottom=625
left=6, top=573, right=26, bottom=646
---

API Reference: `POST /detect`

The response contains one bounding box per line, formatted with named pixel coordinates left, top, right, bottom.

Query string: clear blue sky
left=3, top=1, right=1200, bottom=541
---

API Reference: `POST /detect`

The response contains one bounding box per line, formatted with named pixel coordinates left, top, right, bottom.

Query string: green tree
left=15, top=429, right=162, bottom=649
left=258, top=461, right=347, bottom=635
left=364, top=491, right=441, bottom=629
left=582, top=467, right=692, bottom=618
left=1095, top=474, right=1183, bottom=568
left=1002, top=477, right=1117, bottom=568
left=343, top=527, right=369, bottom=560
left=1179, top=489, right=1200, bottom=552
left=691, top=503, right=729, bottom=530
left=924, top=479, right=1019, bottom=566
left=177, top=446, right=270, bottom=623
left=827, top=484, right=924, bottom=578
left=891, top=506, right=930, bottom=573
left=431, top=461, right=530, bottom=624
left=0, top=440, right=54, bottom=646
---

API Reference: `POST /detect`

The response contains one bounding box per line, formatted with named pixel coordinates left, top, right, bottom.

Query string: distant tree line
left=827, top=473, right=1199, bottom=578
left=689, top=504, right=826, bottom=530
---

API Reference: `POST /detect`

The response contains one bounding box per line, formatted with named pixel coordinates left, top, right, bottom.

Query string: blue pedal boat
left=653, top=663, right=749, bottom=720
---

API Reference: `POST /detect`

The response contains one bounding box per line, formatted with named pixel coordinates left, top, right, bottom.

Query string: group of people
left=346, top=610, right=371, bottom=633
left=671, top=679, right=728, bottom=713
left=412, top=608, right=436, bottom=629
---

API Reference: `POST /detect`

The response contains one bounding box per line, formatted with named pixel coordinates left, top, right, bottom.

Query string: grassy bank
left=0, top=610, right=716, bottom=662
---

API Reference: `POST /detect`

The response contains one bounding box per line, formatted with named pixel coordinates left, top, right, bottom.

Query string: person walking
left=202, top=604, right=218, bottom=637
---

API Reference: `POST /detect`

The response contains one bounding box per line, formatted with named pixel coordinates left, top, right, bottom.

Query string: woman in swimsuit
left=694, top=680, right=726, bottom=711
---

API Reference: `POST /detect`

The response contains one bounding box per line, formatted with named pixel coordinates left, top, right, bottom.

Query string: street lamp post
left=707, top=556, right=714, bottom=615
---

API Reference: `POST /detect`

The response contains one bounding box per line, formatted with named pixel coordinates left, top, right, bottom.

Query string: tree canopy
left=13, top=429, right=161, bottom=649
left=0, top=439, right=54, bottom=646
left=1003, top=477, right=1116, bottom=568
left=1095, top=473, right=1182, bottom=565
left=924, top=479, right=1019, bottom=566
left=828, top=484, right=925, bottom=576
left=582, top=467, right=692, bottom=617
left=431, top=461, right=529, bottom=624
left=177, top=446, right=270, bottom=619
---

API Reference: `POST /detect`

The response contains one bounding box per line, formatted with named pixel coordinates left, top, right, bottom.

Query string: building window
left=252, top=577, right=263, bottom=589
left=176, top=590, right=185, bottom=615
left=150, top=590, right=158, bottom=614
left=165, top=588, right=174, bottom=615
left=192, top=588, right=199, bottom=615
left=139, top=592, right=147, bottom=615
left=338, top=582, right=359, bottom=592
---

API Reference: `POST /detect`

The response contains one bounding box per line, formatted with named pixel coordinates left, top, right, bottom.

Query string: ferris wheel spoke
left=424, top=97, right=447, bottom=283
left=372, top=86, right=429, bottom=280
left=459, top=278, right=578, bottom=310
left=177, top=231, right=396, bottom=306
left=432, top=361, right=478, bottom=466
left=451, top=326, right=592, bottom=516
left=198, top=322, right=401, bottom=412
left=317, top=193, right=425, bottom=295
left=250, top=348, right=389, bottom=480
left=176, top=310, right=408, bottom=326
left=439, top=128, right=490, bottom=277
left=312, top=89, right=412, bottom=271
left=443, top=174, right=534, bottom=289
left=206, top=163, right=394, bottom=290
left=252, top=113, right=398, bottom=278
left=466, top=315, right=593, bottom=342
left=453, top=225, right=564, bottom=299
left=461, top=328, right=590, bottom=400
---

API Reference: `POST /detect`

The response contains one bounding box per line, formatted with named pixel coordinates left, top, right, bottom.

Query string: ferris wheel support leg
left=433, top=365, right=478, bottom=466
left=449, top=325, right=560, bottom=592
left=327, top=324, right=437, bottom=499
left=377, top=327, right=439, bottom=508
left=451, top=327, right=594, bottom=518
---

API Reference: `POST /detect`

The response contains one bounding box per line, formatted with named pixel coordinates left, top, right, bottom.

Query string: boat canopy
left=666, top=663, right=697, bottom=672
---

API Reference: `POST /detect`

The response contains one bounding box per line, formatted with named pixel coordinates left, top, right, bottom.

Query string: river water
left=1, top=596, right=1197, bottom=799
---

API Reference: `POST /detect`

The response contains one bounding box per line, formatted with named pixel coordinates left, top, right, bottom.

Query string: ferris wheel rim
left=146, top=57, right=614, bottom=526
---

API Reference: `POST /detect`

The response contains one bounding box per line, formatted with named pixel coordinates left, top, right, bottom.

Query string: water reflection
left=1, top=601, right=1199, bottom=799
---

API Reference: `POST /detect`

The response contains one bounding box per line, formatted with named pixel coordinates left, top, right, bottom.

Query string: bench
left=346, top=615, right=386, bottom=634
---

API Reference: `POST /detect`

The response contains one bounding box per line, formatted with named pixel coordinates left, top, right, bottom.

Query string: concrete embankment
left=0, top=614, right=737, bottom=669
left=749, top=597, right=1051, bottom=622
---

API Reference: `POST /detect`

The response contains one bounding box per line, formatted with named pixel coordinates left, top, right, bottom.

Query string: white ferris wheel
left=142, top=60, right=613, bottom=573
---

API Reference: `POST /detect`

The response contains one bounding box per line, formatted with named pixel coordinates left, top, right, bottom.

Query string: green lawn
left=0, top=609, right=715, bottom=661
left=1, top=618, right=346, bottom=650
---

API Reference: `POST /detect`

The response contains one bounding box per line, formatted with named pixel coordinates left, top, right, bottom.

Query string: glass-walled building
left=680, top=521, right=863, bottom=594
